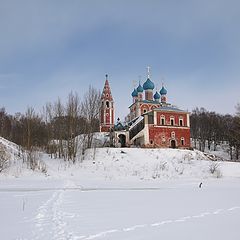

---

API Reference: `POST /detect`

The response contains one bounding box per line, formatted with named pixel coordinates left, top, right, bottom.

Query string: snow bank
left=1, top=136, right=240, bottom=182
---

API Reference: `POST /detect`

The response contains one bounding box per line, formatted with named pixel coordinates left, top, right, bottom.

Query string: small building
left=99, top=70, right=190, bottom=149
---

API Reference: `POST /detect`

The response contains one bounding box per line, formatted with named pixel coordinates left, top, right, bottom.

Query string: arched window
left=181, top=137, right=185, bottom=146
left=171, top=131, right=175, bottom=138
left=160, top=115, right=165, bottom=125
left=170, top=116, right=175, bottom=126
left=179, top=117, right=183, bottom=126
left=106, top=101, right=109, bottom=108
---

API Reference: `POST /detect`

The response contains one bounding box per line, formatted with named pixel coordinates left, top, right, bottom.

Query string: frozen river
left=1, top=178, right=240, bottom=240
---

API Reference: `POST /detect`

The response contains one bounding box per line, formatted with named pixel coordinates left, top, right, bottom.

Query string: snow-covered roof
left=129, top=116, right=144, bottom=130
left=156, top=105, right=188, bottom=113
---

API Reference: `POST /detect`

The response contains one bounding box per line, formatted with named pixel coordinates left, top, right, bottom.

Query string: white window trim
left=179, top=117, right=183, bottom=126
left=170, top=116, right=175, bottom=126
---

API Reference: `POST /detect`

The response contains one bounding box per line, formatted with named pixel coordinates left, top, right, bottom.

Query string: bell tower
left=100, top=74, right=114, bottom=132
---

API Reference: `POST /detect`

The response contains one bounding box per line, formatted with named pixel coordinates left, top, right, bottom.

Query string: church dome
left=143, top=78, right=155, bottom=90
left=131, top=88, right=138, bottom=97
left=153, top=91, right=160, bottom=100
left=160, top=86, right=167, bottom=95
left=136, top=83, right=144, bottom=93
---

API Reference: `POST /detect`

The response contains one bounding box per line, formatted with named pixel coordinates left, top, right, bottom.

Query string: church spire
left=100, top=74, right=114, bottom=132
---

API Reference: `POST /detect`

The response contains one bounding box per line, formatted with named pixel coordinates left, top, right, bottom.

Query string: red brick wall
left=111, top=109, right=114, bottom=125
left=156, top=112, right=188, bottom=127
left=100, top=126, right=111, bottom=132
left=140, top=104, right=160, bottom=115
left=145, top=91, right=153, bottom=101
left=148, top=126, right=190, bottom=148
left=105, top=108, right=110, bottom=124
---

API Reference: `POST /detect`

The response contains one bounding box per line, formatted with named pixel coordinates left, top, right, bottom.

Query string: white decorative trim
left=187, top=114, right=190, bottom=127
left=154, top=111, right=157, bottom=125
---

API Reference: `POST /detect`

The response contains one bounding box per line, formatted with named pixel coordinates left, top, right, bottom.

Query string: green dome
left=153, top=91, right=160, bottom=99
left=160, top=86, right=167, bottom=95
left=136, top=83, right=144, bottom=93
left=143, top=78, right=155, bottom=90
left=131, top=88, right=138, bottom=97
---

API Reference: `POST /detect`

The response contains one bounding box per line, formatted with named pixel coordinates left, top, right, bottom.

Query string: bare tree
left=66, top=91, right=80, bottom=162
left=43, top=102, right=55, bottom=158
left=53, top=98, right=65, bottom=159
left=0, top=143, right=10, bottom=172
left=81, top=86, right=101, bottom=149
left=25, top=107, right=35, bottom=150
left=236, top=103, right=240, bottom=117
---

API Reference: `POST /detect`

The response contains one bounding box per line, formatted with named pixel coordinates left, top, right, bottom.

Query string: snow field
left=1, top=137, right=240, bottom=239
left=1, top=179, right=240, bottom=240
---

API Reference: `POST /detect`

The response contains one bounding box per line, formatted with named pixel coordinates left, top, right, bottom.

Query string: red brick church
left=99, top=70, right=190, bottom=149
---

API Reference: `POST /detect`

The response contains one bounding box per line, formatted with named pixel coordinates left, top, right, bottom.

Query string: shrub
left=209, top=162, right=222, bottom=178
left=0, top=143, right=10, bottom=172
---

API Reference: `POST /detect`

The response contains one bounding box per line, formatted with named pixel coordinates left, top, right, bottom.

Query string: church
left=99, top=69, right=190, bottom=149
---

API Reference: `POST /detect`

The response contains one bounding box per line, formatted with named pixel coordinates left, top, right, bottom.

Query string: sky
left=0, top=0, right=240, bottom=120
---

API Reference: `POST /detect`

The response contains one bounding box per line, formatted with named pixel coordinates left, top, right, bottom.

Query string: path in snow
left=32, top=180, right=79, bottom=240
left=1, top=179, right=240, bottom=240
left=82, top=206, right=240, bottom=240
left=28, top=180, right=240, bottom=240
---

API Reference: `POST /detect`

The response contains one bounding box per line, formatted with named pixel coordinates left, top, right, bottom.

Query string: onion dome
left=143, top=78, right=155, bottom=90
left=136, top=83, right=144, bottom=93
left=131, top=88, right=138, bottom=97
left=153, top=91, right=160, bottom=100
left=160, top=86, right=167, bottom=95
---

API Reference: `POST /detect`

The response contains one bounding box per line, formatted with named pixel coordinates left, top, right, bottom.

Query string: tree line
left=0, top=86, right=100, bottom=164
left=190, top=104, right=240, bottom=160
left=0, top=86, right=239, bottom=163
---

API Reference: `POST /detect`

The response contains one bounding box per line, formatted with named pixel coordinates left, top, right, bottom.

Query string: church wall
left=105, top=108, right=111, bottom=124
left=156, top=112, right=188, bottom=127
left=140, top=104, right=160, bottom=115
left=148, top=126, right=190, bottom=148
left=100, top=126, right=112, bottom=132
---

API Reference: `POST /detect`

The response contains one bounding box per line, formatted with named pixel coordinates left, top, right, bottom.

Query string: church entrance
left=118, top=134, right=126, bottom=147
left=170, top=139, right=176, bottom=148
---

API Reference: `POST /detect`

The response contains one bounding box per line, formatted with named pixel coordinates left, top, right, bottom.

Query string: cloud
left=0, top=0, right=240, bottom=117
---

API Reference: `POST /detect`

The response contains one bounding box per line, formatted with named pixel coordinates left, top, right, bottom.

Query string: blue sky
left=0, top=0, right=240, bottom=120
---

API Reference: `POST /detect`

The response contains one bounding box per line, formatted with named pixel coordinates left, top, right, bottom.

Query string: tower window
left=106, top=101, right=109, bottom=108
left=170, top=117, right=175, bottom=126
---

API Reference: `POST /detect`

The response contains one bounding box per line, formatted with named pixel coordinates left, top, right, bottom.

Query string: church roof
left=101, top=75, right=113, bottom=101
left=136, top=83, right=144, bottom=93
left=156, top=105, right=188, bottom=113
left=143, top=78, right=155, bottom=90
left=128, top=99, right=161, bottom=109
left=114, top=122, right=127, bottom=131
left=160, top=86, right=167, bottom=95
left=153, top=91, right=160, bottom=99
left=131, top=88, right=138, bottom=97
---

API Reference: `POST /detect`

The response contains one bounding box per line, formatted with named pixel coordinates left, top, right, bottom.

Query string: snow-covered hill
left=1, top=136, right=240, bottom=182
